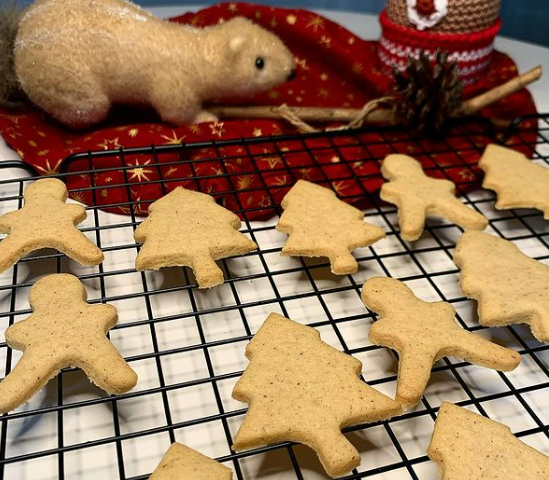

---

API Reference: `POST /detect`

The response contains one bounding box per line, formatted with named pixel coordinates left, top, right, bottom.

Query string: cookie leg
left=78, top=341, right=137, bottom=394
left=329, top=248, right=359, bottom=275
left=0, top=351, right=59, bottom=413
left=56, top=231, right=104, bottom=266
left=437, top=198, right=488, bottom=231
left=449, top=330, right=521, bottom=372
left=397, top=203, right=427, bottom=242
left=395, top=350, right=435, bottom=407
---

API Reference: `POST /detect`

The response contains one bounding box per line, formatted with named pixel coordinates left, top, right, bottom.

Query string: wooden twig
left=209, top=66, right=542, bottom=128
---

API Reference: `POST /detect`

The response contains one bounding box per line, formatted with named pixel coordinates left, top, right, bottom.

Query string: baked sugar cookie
left=380, top=155, right=487, bottom=241
left=276, top=180, right=385, bottom=275
left=232, top=313, right=401, bottom=478
left=454, top=231, right=549, bottom=342
left=134, top=187, right=257, bottom=288
left=428, top=402, right=549, bottom=479
left=480, top=144, right=549, bottom=219
left=149, top=442, right=232, bottom=480
left=0, top=178, right=103, bottom=272
left=362, top=277, right=520, bottom=406
left=0, top=274, right=137, bottom=412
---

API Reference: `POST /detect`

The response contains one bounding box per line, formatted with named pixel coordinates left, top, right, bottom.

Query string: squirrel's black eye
left=255, top=57, right=265, bottom=70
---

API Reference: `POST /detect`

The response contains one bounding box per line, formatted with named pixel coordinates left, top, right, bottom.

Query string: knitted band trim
left=378, top=10, right=501, bottom=85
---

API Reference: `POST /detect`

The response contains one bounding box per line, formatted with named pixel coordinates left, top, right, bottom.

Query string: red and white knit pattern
left=378, top=10, right=501, bottom=85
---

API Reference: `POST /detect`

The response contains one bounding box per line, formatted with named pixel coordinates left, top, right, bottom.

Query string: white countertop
left=1, top=6, right=548, bottom=162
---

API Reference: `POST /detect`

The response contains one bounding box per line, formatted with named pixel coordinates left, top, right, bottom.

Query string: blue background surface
left=11, top=0, right=549, bottom=46
left=137, top=0, right=549, bottom=46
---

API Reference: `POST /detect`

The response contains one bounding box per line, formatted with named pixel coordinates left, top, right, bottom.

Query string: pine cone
left=392, top=51, right=463, bottom=134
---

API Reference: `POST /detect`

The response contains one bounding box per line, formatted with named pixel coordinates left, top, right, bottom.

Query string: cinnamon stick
left=209, top=66, right=542, bottom=127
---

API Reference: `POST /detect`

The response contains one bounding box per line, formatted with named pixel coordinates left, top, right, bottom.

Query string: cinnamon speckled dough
left=232, top=313, right=401, bottom=478
left=454, top=231, right=549, bottom=342
left=276, top=180, right=385, bottom=275
left=480, top=144, right=549, bottom=219
left=0, top=274, right=137, bottom=413
left=362, top=277, right=520, bottom=407
left=149, top=442, right=232, bottom=480
left=428, top=402, right=549, bottom=479
left=0, top=178, right=103, bottom=272
left=380, top=155, right=488, bottom=241
left=134, top=187, right=257, bottom=288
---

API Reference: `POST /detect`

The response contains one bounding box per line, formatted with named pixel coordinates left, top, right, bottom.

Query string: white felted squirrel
left=0, top=0, right=294, bottom=128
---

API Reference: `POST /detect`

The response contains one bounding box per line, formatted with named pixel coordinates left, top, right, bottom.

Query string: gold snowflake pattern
left=37, top=150, right=49, bottom=157
left=319, top=35, right=331, bottom=47
left=165, top=167, right=178, bottom=177
left=352, top=63, right=363, bottom=74
left=286, top=13, right=297, bottom=25
left=264, top=156, right=281, bottom=169
left=70, top=192, right=88, bottom=204
left=253, top=128, right=263, bottom=137
left=227, top=3, right=238, bottom=12
left=317, top=88, right=329, bottom=99
left=189, top=124, right=202, bottom=134
left=128, top=128, right=139, bottom=138
left=100, top=189, right=109, bottom=198
left=294, top=56, right=309, bottom=71
left=331, top=181, right=348, bottom=195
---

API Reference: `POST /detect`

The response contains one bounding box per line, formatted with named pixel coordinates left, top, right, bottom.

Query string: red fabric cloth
left=0, top=2, right=538, bottom=219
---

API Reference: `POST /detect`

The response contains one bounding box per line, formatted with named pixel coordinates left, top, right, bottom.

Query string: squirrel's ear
left=229, top=36, right=247, bottom=53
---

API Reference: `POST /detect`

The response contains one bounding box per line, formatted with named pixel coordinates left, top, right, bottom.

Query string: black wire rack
left=0, top=114, right=548, bottom=480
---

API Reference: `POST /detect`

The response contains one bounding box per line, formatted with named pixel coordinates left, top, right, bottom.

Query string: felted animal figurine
left=0, top=0, right=294, bottom=128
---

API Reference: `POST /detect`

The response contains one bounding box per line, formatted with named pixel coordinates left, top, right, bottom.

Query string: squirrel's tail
left=0, top=3, right=27, bottom=109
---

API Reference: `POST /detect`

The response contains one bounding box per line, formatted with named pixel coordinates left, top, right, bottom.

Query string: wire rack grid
left=0, top=115, right=548, bottom=480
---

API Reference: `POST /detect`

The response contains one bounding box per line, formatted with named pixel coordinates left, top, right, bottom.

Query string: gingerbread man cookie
left=479, top=144, right=549, bottom=219
left=0, top=178, right=103, bottom=272
left=0, top=274, right=137, bottom=412
left=276, top=180, right=385, bottom=275
left=362, top=277, right=520, bottom=406
left=380, top=155, right=488, bottom=241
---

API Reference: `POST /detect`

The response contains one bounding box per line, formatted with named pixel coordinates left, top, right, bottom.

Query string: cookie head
left=29, top=273, right=87, bottom=310
left=221, top=17, right=294, bottom=96
left=381, top=155, right=424, bottom=180
left=24, top=178, right=68, bottom=204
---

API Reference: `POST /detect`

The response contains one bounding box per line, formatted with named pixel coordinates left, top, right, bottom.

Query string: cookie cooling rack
left=0, top=114, right=549, bottom=480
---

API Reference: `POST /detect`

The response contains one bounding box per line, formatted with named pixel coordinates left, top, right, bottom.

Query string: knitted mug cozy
left=379, top=0, right=501, bottom=85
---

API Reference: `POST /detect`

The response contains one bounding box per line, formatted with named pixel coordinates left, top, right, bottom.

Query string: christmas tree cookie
left=232, top=313, right=401, bottom=478
left=362, top=277, right=520, bottom=406
left=149, top=442, right=232, bottom=480
left=454, top=231, right=549, bottom=342
left=276, top=180, right=385, bottom=275
left=0, top=178, right=103, bottom=272
left=428, top=402, right=549, bottom=479
left=479, top=144, right=549, bottom=219
left=134, top=187, right=257, bottom=288
left=0, top=274, right=137, bottom=412
left=380, top=155, right=488, bottom=241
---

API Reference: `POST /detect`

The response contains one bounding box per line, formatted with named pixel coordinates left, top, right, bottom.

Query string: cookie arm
left=0, top=211, right=20, bottom=233
left=77, top=338, right=137, bottom=394
left=55, top=229, right=104, bottom=265
left=0, top=235, right=30, bottom=273
left=433, top=197, right=488, bottom=232
left=448, top=330, right=521, bottom=372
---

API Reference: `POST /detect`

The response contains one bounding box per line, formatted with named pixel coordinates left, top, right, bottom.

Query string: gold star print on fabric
left=380, top=155, right=488, bottom=241
left=127, top=159, right=153, bottom=182
left=454, top=231, right=549, bottom=343
left=161, top=131, right=186, bottom=145
left=428, top=402, right=549, bottom=479
left=35, top=158, right=62, bottom=176
left=286, top=13, right=297, bottom=25
left=232, top=313, right=401, bottom=478
left=0, top=179, right=103, bottom=272
left=0, top=274, right=137, bottom=412
left=361, top=277, right=520, bottom=407
left=97, top=137, right=122, bottom=150
left=149, top=443, right=232, bottom=480
left=306, top=15, right=324, bottom=31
